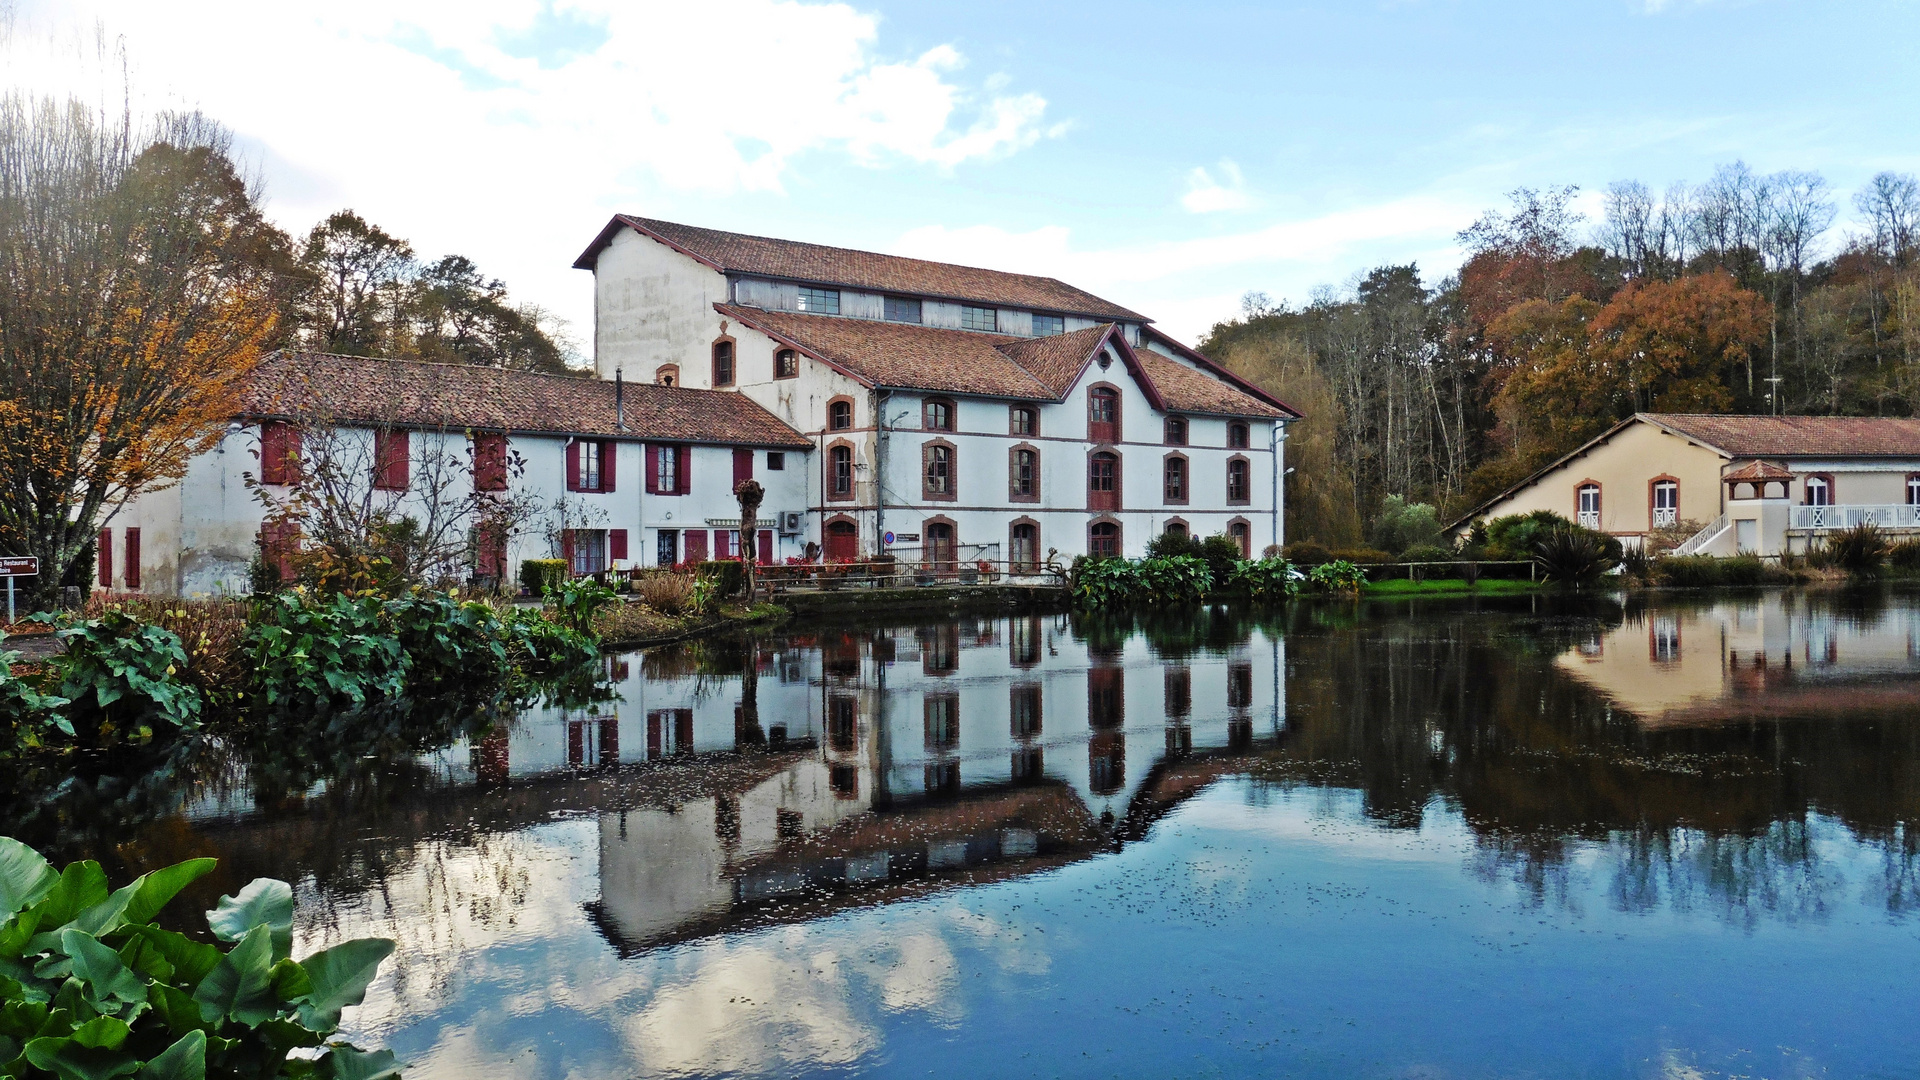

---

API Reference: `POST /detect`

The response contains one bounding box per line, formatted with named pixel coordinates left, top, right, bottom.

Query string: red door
left=757, top=529, right=773, bottom=564
left=824, top=520, right=858, bottom=561
left=684, top=530, right=708, bottom=564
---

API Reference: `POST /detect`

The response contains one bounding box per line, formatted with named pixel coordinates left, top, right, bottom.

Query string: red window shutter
left=474, top=433, right=507, bottom=492
left=675, top=445, right=690, bottom=495
left=609, top=529, right=628, bottom=562
left=375, top=430, right=410, bottom=490
left=124, top=528, right=141, bottom=591
left=733, top=447, right=752, bottom=488
left=261, top=422, right=286, bottom=484
left=98, top=529, right=112, bottom=589
left=757, top=529, right=773, bottom=564
left=566, top=441, right=581, bottom=492
left=601, top=442, right=616, bottom=493
left=561, top=529, right=575, bottom=571
left=684, top=530, right=707, bottom=563
left=644, top=445, right=659, bottom=494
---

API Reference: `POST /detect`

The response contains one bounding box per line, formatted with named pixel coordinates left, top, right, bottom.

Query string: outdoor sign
left=0, top=556, right=36, bottom=624
left=883, top=531, right=895, bottom=546
left=895, top=533, right=920, bottom=542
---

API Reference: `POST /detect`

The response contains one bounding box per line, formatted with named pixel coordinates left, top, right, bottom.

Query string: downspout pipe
left=1271, top=419, right=1289, bottom=551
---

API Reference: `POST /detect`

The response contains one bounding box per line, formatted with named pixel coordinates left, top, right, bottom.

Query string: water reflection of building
left=1556, top=595, right=1920, bottom=725
left=467, top=613, right=1292, bottom=953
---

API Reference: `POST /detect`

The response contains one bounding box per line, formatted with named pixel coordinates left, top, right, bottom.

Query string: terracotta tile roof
left=716, top=305, right=1055, bottom=398
left=1643, top=414, right=1920, bottom=457
left=239, top=351, right=812, bottom=448
left=580, top=215, right=1147, bottom=322
left=996, top=325, right=1115, bottom=397
left=1132, top=347, right=1287, bottom=419
left=1722, top=459, right=1797, bottom=482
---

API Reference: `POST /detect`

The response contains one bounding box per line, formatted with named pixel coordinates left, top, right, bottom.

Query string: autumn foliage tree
left=0, top=95, right=287, bottom=607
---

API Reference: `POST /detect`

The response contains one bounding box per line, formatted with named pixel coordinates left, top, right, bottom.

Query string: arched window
left=1011, top=405, right=1038, bottom=436
left=923, top=441, right=954, bottom=500
left=1164, top=416, right=1187, bottom=445
left=1089, top=520, right=1121, bottom=558
left=1009, top=521, right=1040, bottom=573
left=1089, top=386, right=1120, bottom=443
left=1651, top=479, right=1679, bottom=526
left=828, top=398, right=853, bottom=431
left=1163, top=520, right=1188, bottom=538
left=923, top=398, right=954, bottom=432
left=1009, top=446, right=1039, bottom=502
left=1226, top=457, right=1250, bottom=505
left=711, top=339, right=734, bottom=387
left=1577, top=482, right=1601, bottom=526
left=1228, top=519, right=1251, bottom=556
left=653, top=365, right=678, bottom=387
left=1227, top=421, right=1249, bottom=449
left=775, top=348, right=799, bottom=379
left=828, top=444, right=854, bottom=500
left=1089, top=451, right=1120, bottom=511
left=1163, top=454, right=1187, bottom=504
left=1805, top=475, right=1833, bottom=506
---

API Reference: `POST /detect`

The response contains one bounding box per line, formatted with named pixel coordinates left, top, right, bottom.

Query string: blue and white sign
left=883, top=531, right=896, bottom=546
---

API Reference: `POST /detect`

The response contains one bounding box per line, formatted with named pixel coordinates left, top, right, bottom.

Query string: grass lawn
left=1361, top=577, right=1541, bottom=596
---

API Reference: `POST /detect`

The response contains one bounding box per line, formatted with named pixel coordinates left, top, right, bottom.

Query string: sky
left=6, top=0, right=1919, bottom=348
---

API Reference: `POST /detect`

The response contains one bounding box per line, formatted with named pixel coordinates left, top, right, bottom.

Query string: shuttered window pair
left=645, top=444, right=689, bottom=495
left=567, top=440, right=615, bottom=492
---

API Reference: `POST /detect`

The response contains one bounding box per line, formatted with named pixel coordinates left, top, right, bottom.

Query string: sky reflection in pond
left=12, top=593, right=1920, bottom=1078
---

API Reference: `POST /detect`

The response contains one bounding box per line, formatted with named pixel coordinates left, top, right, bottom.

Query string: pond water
left=13, top=591, right=1920, bottom=1079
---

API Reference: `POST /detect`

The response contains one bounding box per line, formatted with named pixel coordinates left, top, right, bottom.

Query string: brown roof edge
left=573, top=214, right=727, bottom=273
left=1109, top=332, right=1170, bottom=413
left=1142, top=330, right=1303, bottom=419
left=1443, top=414, right=1719, bottom=531
left=712, top=304, right=878, bottom=389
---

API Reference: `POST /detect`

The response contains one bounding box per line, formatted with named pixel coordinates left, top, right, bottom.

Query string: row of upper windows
left=863, top=390, right=1250, bottom=447
left=1571, top=474, right=1920, bottom=525
left=788, top=284, right=1070, bottom=337
left=824, top=442, right=1252, bottom=506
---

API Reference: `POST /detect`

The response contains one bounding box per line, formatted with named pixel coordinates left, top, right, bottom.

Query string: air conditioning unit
left=778, top=511, right=804, bottom=536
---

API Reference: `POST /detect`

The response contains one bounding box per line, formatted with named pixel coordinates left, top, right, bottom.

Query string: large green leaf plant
left=0, top=837, right=400, bottom=1079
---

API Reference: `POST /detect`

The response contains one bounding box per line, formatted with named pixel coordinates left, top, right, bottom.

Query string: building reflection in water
left=477, top=613, right=1296, bottom=954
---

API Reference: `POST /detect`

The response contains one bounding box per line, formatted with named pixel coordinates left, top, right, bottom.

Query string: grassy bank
left=594, top=599, right=788, bottom=648
left=1361, top=578, right=1543, bottom=597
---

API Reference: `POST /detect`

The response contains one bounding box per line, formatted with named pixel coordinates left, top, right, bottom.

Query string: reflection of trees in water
left=1271, top=596, right=1920, bottom=922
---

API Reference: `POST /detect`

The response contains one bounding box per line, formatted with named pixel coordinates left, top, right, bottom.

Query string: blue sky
left=10, top=0, right=1919, bottom=345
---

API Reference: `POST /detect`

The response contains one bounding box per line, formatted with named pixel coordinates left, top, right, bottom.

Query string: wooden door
left=824, top=520, right=858, bottom=561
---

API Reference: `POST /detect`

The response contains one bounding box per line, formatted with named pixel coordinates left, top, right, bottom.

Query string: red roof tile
left=1722, top=459, right=1797, bottom=481
left=1132, top=347, right=1287, bottom=419
left=580, top=215, right=1147, bottom=322
left=717, top=305, right=1055, bottom=398
left=240, top=352, right=811, bottom=448
left=996, top=325, right=1115, bottom=398
left=1644, top=414, right=1920, bottom=457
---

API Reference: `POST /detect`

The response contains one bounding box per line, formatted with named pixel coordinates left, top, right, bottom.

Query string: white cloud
left=1181, top=159, right=1254, bottom=213
left=3, top=0, right=1055, bottom=336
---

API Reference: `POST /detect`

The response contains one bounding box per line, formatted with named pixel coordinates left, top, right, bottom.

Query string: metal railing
left=761, top=557, right=1063, bottom=591
left=1789, top=504, right=1920, bottom=531
left=1672, top=513, right=1729, bottom=556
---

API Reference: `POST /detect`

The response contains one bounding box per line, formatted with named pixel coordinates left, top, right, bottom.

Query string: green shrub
left=1145, top=531, right=1203, bottom=561
left=1483, top=511, right=1575, bottom=560
left=545, top=576, right=618, bottom=637
left=1226, top=557, right=1301, bottom=601
left=1280, top=541, right=1333, bottom=565
left=1531, top=525, right=1619, bottom=584
left=1, top=636, right=68, bottom=754
left=42, top=610, right=204, bottom=747
left=695, top=559, right=746, bottom=598
left=1401, top=544, right=1454, bottom=563
left=498, top=605, right=597, bottom=673
left=246, top=592, right=406, bottom=717
left=1195, top=534, right=1244, bottom=584
left=1891, top=538, right=1920, bottom=570
left=1823, top=522, right=1889, bottom=575
left=1308, top=560, right=1367, bottom=593
left=520, top=559, right=567, bottom=596
left=0, top=835, right=400, bottom=1080
left=1330, top=548, right=1395, bottom=565
left=1069, top=557, right=1142, bottom=607
left=384, top=590, right=513, bottom=699
left=630, top=571, right=697, bottom=616
left=1137, top=556, right=1213, bottom=604
left=1371, top=495, right=1443, bottom=554
left=1654, top=554, right=1788, bottom=588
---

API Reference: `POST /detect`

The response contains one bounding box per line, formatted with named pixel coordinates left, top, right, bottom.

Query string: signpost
left=0, top=557, right=38, bottom=625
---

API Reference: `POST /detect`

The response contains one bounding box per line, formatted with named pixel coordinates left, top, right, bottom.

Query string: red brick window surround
left=1009, top=444, right=1040, bottom=503
left=923, top=439, right=957, bottom=501
left=1226, top=455, right=1250, bottom=505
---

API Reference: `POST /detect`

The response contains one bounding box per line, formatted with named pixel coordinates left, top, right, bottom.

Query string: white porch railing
left=1789, top=504, right=1920, bottom=531
left=1672, top=513, right=1729, bottom=556
left=1576, top=511, right=1599, bottom=529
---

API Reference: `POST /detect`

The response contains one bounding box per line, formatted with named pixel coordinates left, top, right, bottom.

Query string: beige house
left=1453, top=413, right=1920, bottom=556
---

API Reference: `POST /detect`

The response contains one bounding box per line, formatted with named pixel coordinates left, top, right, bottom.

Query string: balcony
left=1788, top=504, right=1920, bottom=532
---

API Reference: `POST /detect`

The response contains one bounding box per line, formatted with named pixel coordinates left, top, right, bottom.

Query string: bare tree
left=1855, top=172, right=1920, bottom=266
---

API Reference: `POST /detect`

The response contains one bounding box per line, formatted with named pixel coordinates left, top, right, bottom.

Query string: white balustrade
left=1788, top=504, right=1920, bottom=531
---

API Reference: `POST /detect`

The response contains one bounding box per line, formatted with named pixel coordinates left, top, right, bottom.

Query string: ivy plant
left=0, top=836, right=400, bottom=1079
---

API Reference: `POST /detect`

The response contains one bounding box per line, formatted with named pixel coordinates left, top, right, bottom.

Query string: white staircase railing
left=1672, top=513, right=1730, bottom=556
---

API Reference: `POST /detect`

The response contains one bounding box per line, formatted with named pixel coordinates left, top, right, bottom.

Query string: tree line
left=1204, top=166, right=1920, bottom=548
left=0, top=92, right=578, bottom=607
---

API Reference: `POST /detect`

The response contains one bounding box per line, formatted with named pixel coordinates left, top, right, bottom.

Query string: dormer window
left=1032, top=313, right=1064, bottom=337
left=797, top=287, right=840, bottom=314
left=885, top=296, right=922, bottom=324
left=961, top=305, right=998, bottom=332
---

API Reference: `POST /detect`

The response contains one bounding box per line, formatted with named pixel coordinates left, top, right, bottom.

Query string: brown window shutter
left=124, top=528, right=141, bottom=591
left=261, top=423, right=285, bottom=484
left=733, top=447, right=752, bottom=488
left=561, top=529, right=575, bottom=570
left=601, top=442, right=616, bottom=493
left=644, top=444, right=659, bottom=494
left=675, top=445, right=690, bottom=495
left=566, top=440, right=581, bottom=492
left=757, top=529, right=772, bottom=564
left=609, top=529, right=628, bottom=561
left=97, top=529, right=112, bottom=589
